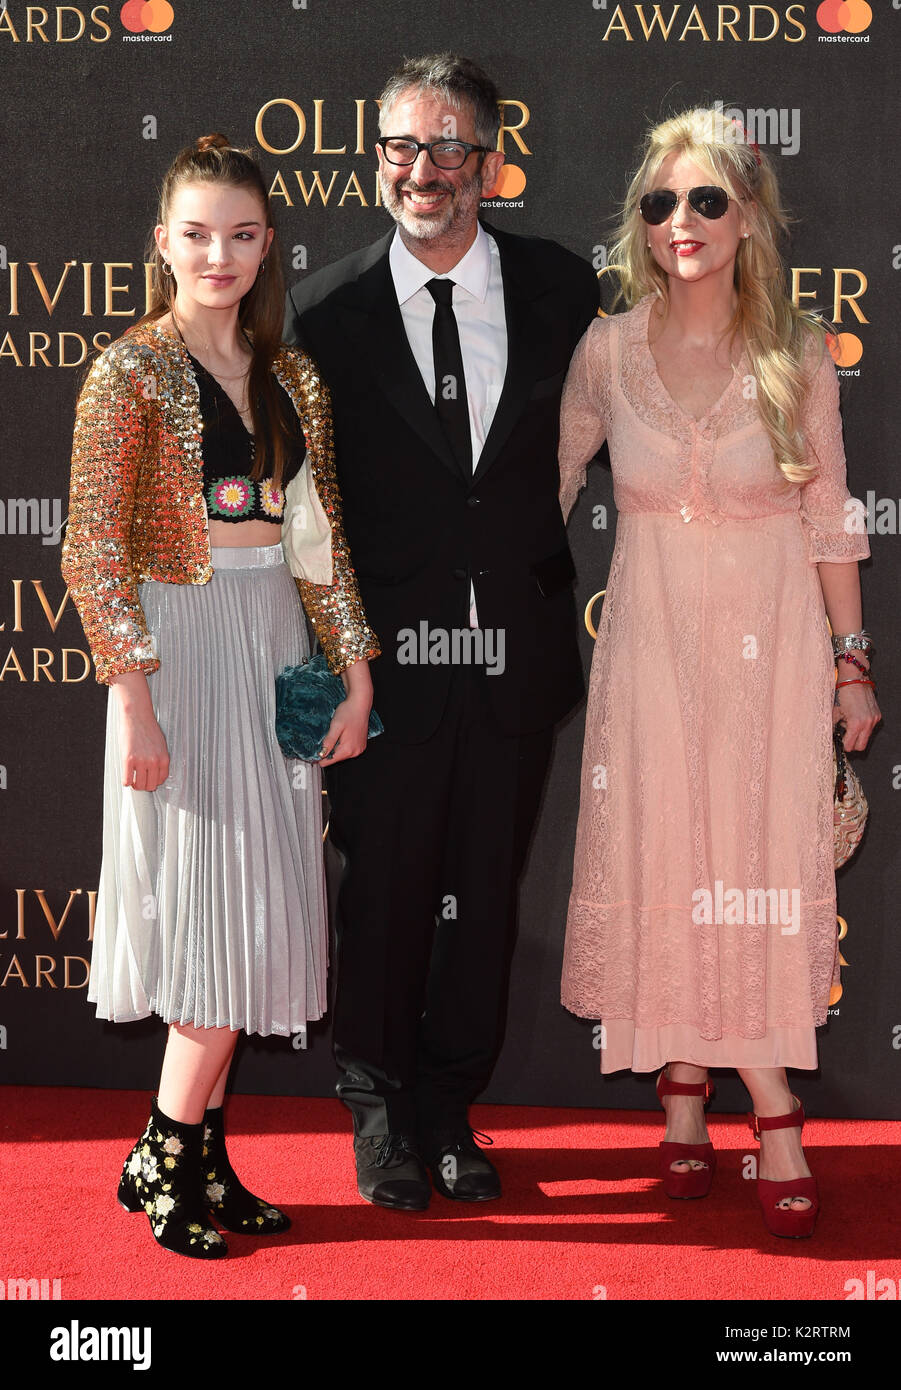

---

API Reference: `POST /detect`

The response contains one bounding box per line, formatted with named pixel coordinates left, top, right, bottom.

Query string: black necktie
left=425, top=278, right=471, bottom=478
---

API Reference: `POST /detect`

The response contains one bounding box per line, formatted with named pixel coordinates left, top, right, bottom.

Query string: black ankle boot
left=200, top=1105, right=290, bottom=1234
left=117, top=1098, right=228, bottom=1259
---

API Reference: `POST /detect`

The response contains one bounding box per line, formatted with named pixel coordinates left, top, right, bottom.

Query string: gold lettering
left=0, top=579, right=25, bottom=634
left=9, top=261, right=19, bottom=315
left=1, top=955, right=29, bottom=987
left=144, top=260, right=154, bottom=315
left=680, top=5, right=710, bottom=39
left=833, top=269, right=868, bottom=325
left=60, top=331, right=88, bottom=367
left=29, top=332, right=52, bottom=367
left=636, top=4, right=681, bottom=39
left=791, top=267, right=821, bottom=308
left=35, top=955, right=57, bottom=987
left=104, top=263, right=135, bottom=317
left=497, top=101, right=532, bottom=155
left=26, top=7, right=50, bottom=43
left=27, top=260, right=76, bottom=315
left=718, top=4, right=741, bottom=40
left=13, top=888, right=26, bottom=940
left=603, top=5, right=634, bottom=39
left=57, top=6, right=85, bottom=40
left=294, top=170, right=340, bottom=207
left=256, top=98, right=306, bottom=155
left=64, top=956, right=91, bottom=988
left=354, top=98, right=366, bottom=155
left=82, top=261, right=93, bottom=316
left=338, top=171, right=368, bottom=206
left=0, top=9, right=21, bottom=40
left=33, top=648, right=54, bottom=681
left=748, top=4, right=779, bottom=40
left=34, top=888, right=83, bottom=942
left=90, top=5, right=112, bottom=42
left=62, top=648, right=91, bottom=681
left=0, top=333, right=23, bottom=365
left=31, top=580, right=71, bottom=632
left=269, top=169, right=292, bottom=205
left=784, top=3, right=806, bottom=40
left=313, top=99, right=346, bottom=154
left=0, top=648, right=26, bottom=680
left=596, top=263, right=627, bottom=317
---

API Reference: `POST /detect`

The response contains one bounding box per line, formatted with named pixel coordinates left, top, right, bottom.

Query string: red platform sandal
left=657, top=1068, right=716, bottom=1199
left=748, top=1099, right=819, bottom=1238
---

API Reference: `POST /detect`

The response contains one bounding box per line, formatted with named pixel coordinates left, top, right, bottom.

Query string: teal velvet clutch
left=275, top=652, right=384, bottom=761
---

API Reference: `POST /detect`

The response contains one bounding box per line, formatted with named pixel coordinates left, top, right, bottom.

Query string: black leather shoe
left=423, top=1128, right=502, bottom=1202
left=354, top=1134, right=431, bottom=1211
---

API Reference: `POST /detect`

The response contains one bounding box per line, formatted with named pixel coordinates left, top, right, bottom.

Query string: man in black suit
left=285, top=53, right=599, bottom=1210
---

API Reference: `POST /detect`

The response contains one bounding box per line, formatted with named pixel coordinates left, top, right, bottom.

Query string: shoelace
left=371, top=1134, right=419, bottom=1168
left=431, top=1128, right=494, bottom=1153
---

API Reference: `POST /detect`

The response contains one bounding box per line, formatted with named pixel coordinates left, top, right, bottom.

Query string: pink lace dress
left=559, top=296, right=870, bottom=1073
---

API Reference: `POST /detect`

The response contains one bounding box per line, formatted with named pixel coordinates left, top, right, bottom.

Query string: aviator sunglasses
left=639, top=185, right=737, bottom=225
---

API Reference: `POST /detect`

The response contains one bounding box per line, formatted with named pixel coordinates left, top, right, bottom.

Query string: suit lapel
left=324, top=222, right=546, bottom=489
left=332, top=235, right=464, bottom=482
left=470, top=224, right=543, bottom=487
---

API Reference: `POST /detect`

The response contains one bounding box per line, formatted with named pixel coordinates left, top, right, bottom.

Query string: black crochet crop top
left=189, top=351, right=305, bottom=523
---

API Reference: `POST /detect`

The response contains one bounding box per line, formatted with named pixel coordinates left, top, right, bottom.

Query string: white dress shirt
left=388, top=223, right=507, bottom=626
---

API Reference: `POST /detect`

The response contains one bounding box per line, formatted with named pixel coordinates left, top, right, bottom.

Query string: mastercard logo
left=827, top=332, right=863, bottom=368
left=488, top=164, right=527, bottom=200
left=121, top=0, right=175, bottom=33
left=816, top=0, right=872, bottom=34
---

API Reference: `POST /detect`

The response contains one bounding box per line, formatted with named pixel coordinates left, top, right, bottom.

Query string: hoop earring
left=161, top=260, right=173, bottom=276
left=257, top=259, right=266, bottom=276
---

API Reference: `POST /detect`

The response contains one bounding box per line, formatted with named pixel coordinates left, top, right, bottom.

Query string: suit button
left=452, top=568, right=467, bottom=581
left=467, top=496, right=480, bottom=507
left=477, top=569, right=491, bottom=577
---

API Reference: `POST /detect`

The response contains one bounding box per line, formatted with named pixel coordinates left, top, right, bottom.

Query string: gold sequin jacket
left=61, top=323, right=380, bottom=683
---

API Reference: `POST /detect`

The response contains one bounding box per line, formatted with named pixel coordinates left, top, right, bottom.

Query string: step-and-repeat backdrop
left=1, top=0, right=897, bottom=1117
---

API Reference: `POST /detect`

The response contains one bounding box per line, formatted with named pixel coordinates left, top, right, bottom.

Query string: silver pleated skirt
left=87, top=543, right=328, bottom=1037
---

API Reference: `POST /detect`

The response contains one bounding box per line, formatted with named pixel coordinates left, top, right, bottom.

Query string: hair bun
left=195, top=133, right=231, bottom=154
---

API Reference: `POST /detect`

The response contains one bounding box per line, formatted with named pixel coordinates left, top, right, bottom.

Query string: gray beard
left=379, top=168, right=484, bottom=246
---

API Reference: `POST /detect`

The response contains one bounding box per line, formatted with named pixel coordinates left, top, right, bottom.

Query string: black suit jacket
left=284, top=220, right=599, bottom=743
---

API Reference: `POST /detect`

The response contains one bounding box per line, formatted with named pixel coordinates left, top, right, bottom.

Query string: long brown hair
left=137, top=133, right=290, bottom=487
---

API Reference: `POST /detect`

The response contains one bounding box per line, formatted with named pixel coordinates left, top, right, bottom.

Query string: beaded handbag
left=833, top=729, right=868, bottom=869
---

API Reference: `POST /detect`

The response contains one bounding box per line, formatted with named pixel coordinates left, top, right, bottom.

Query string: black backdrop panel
left=1, top=1, right=898, bottom=1118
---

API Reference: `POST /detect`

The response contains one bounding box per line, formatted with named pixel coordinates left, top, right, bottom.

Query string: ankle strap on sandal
left=748, top=1099, right=805, bottom=1142
left=657, top=1069, right=713, bottom=1101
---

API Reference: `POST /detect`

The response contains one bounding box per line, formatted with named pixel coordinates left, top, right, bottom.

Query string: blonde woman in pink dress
left=559, top=109, right=880, bottom=1237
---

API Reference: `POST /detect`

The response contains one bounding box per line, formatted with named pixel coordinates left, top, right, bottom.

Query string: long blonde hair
left=610, top=107, right=827, bottom=484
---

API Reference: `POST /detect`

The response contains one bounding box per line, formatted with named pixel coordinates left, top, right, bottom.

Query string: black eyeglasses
left=639, top=186, right=736, bottom=225
left=377, top=137, right=491, bottom=170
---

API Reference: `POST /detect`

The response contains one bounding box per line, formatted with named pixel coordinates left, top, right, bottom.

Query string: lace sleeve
left=798, top=339, right=871, bottom=565
left=60, top=345, right=159, bottom=685
left=559, top=316, right=612, bottom=522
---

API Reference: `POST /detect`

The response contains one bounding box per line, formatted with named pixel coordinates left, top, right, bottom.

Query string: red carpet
left=3, top=1087, right=899, bottom=1301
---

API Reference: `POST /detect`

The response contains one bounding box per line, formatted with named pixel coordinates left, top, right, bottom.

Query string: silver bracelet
left=832, top=630, right=875, bottom=658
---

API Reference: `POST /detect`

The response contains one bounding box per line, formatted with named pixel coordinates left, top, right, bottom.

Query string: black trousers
left=324, top=664, right=554, bottom=1138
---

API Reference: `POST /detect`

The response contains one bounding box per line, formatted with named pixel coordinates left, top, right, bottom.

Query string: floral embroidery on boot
left=117, top=1100, right=228, bottom=1259
left=201, top=1107, right=290, bottom=1234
